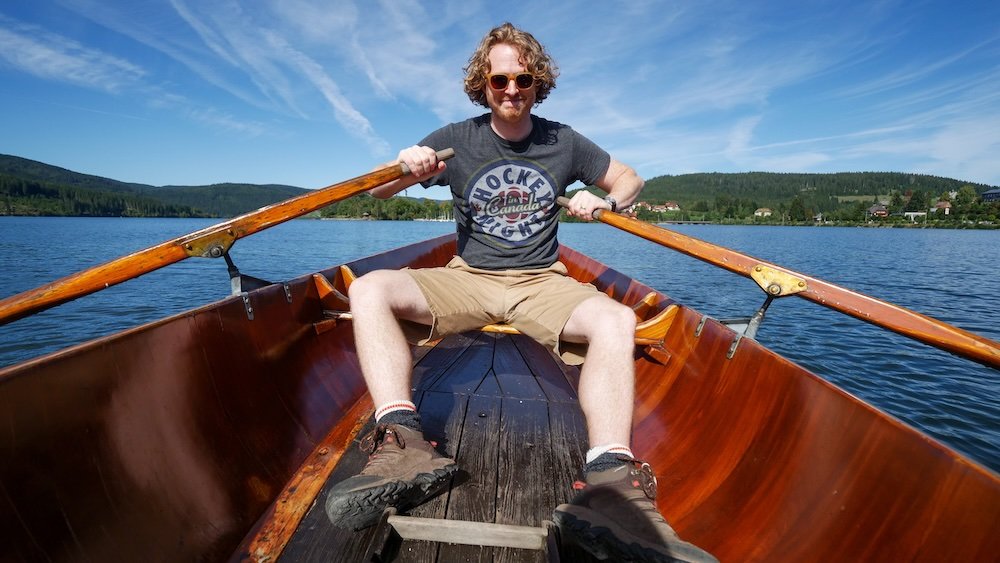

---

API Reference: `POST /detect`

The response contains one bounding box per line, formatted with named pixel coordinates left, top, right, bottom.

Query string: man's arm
left=564, top=157, right=644, bottom=220
left=369, top=145, right=447, bottom=199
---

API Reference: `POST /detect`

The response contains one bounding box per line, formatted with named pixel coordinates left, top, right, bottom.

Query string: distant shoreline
left=2, top=214, right=996, bottom=230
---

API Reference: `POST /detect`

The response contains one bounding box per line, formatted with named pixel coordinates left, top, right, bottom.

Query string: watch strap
left=604, top=195, right=618, bottom=212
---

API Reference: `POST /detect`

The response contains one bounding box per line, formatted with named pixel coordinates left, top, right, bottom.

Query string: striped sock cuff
left=585, top=443, right=634, bottom=464
left=375, top=400, right=417, bottom=422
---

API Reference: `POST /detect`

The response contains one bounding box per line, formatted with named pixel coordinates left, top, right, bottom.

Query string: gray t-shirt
left=419, top=114, right=611, bottom=270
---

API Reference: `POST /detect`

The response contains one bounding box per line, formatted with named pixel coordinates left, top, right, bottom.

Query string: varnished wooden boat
left=1, top=160, right=998, bottom=562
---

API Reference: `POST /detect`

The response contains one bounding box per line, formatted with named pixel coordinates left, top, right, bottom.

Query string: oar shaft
left=557, top=196, right=1000, bottom=369
left=0, top=149, right=454, bottom=326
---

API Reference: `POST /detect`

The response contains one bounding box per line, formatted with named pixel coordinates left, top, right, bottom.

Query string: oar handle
left=563, top=196, right=1000, bottom=369
left=555, top=195, right=611, bottom=220
left=399, top=148, right=455, bottom=176
left=0, top=148, right=456, bottom=327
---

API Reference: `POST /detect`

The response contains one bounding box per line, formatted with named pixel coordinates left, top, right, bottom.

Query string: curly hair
left=463, top=23, right=558, bottom=107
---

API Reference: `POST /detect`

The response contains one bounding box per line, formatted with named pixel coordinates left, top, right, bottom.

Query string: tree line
left=320, top=194, right=452, bottom=221
left=0, top=174, right=205, bottom=217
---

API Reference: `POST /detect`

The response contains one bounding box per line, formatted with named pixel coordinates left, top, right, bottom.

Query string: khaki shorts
left=404, top=256, right=604, bottom=365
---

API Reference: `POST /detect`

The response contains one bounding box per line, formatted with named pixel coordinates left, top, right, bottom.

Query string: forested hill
left=143, top=183, right=307, bottom=217
left=0, top=154, right=307, bottom=217
left=639, top=171, right=994, bottom=211
left=2, top=153, right=996, bottom=220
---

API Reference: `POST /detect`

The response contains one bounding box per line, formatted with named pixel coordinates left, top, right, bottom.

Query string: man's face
left=485, top=43, right=535, bottom=123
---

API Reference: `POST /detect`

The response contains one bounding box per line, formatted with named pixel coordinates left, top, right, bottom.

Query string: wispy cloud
left=173, top=0, right=396, bottom=152
left=0, top=14, right=145, bottom=93
left=184, top=106, right=267, bottom=137
left=57, top=0, right=394, bottom=152
left=339, top=0, right=475, bottom=123
left=832, top=35, right=1000, bottom=101
left=271, top=30, right=390, bottom=153
left=56, top=0, right=275, bottom=111
left=0, top=8, right=274, bottom=141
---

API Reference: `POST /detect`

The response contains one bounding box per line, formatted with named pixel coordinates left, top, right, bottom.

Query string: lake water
left=1, top=216, right=998, bottom=472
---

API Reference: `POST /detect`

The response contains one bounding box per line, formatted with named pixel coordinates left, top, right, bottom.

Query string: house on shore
left=634, top=201, right=682, bottom=213
left=867, top=204, right=889, bottom=218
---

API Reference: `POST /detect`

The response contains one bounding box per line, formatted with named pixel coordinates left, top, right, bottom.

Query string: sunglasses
left=487, top=72, right=536, bottom=90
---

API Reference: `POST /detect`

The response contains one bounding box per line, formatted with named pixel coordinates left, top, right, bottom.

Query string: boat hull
left=1, top=234, right=997, bottom=562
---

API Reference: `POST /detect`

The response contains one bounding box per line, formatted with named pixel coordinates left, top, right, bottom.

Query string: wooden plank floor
left=280, top=332, right=600, bottom=562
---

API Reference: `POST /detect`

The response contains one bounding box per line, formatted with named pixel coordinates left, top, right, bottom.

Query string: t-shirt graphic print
left=466, top=159, right=557, bottom=248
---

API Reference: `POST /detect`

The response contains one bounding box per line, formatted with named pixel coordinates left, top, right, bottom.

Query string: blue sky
left=1, top=0, right=998, bottom=201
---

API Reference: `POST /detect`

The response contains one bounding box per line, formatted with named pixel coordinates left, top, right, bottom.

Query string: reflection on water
left=1, top=217, right=998, bottom=471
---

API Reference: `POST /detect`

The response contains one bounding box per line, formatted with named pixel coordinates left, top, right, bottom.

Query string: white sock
left=374, top=400, right=417, bottom=422
left=585, top=443, right=634, bottom=464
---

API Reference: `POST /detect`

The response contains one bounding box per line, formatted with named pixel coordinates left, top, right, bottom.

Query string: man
left=325, top=22, right=716, bottom=562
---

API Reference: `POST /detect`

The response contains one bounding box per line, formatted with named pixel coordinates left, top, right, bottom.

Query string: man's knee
left=603, top=301, right=637, bottom=335
left=349, top=270, right=431, bottom=322
left=349, top=270, right=410, bottom=310
left=569, top=297, right=636, bottom=341
left=348, top=270, right=386, bottom=304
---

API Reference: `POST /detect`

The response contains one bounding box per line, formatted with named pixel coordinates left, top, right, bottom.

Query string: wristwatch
left=604, top=195, right=618, bottom=212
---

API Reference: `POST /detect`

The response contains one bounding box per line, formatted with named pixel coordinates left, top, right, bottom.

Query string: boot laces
left=359, top=424, right=406, bottom=455
left=632, top=460, right=658, bottom=500
left=576, top=458, right=658, bottom=500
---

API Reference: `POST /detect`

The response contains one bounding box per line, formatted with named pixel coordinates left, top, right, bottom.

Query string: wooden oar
left=557, top=196, right=1000, bottom=369
left=0, top=149, right=454, bottom=326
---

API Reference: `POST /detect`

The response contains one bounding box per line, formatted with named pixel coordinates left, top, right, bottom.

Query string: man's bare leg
left=560, top=295, right=637, bottom=448
left=347, top=269, right=434, bottom=407
left=326, top=269, right=456, bottom=531
left=557, top=296, right=719, bottom=562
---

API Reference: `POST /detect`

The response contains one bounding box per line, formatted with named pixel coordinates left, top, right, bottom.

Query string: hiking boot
left=553, top=457, right=718, bottom=563
left=325, top=423, right=458, bottom=530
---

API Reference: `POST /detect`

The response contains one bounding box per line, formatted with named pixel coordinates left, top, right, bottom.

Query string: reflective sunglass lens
left=488, top=74, right=535, bottom=90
